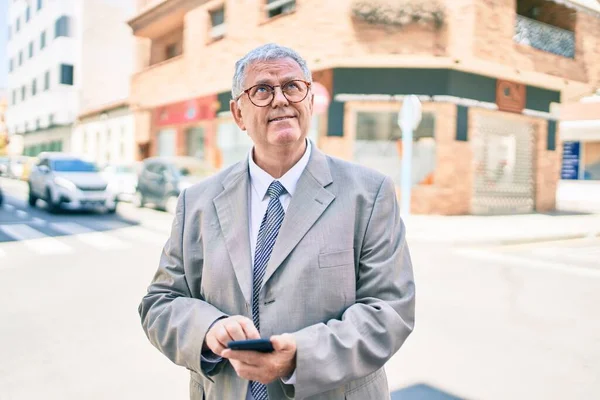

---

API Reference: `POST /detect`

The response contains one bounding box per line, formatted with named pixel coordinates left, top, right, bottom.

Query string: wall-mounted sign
left=496, top=79, right=526, bottom=114
left=154, top=95, right=218, bottom=127
left=561, top=141, right=580, bottom=180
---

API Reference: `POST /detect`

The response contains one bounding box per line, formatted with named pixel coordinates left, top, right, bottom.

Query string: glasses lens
left=249, top=85, right=273, bottom=106
left=282, top=80, right=308, bottom=102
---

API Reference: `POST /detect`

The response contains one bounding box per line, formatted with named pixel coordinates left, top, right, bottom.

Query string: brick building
left=128, top=0, right=600, bottom=215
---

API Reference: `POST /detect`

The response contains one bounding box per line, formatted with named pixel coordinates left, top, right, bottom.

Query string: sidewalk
left=405, top=212, right=600, bottom=246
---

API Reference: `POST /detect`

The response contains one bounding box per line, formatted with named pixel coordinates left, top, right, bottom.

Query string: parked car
left=135, top=156, right=215, bottom=213
left=28, top=152, right=117, bottom=213
left=0, top=184, right=3, bottom=207
left=101, top=163, right=140, bottom=202
left=0, top=157, right=9, bottom=176
left=7, top=156, right=27, bottom=179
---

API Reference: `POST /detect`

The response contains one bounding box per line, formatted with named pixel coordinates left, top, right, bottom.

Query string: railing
left=514, top=15, right=575, bottom=58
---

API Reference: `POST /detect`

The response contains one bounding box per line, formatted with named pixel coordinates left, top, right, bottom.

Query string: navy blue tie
left=251, top=181, right=286, bottom=400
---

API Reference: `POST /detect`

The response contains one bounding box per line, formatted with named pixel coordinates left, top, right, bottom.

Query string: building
left=0, top=90, right=7, bottom=156
left=6, top=0, right=81, bottom=155
left=5, top=0, right=137, bottom=165
left=128, top=0, right=600, bottom=215
left=556, top=91, right=600, bottom=213
left=70, top=0, right=137, bottom=166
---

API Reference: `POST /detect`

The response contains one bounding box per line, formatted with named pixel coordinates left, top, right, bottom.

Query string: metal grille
left=471, top=114, right=535, bottom=215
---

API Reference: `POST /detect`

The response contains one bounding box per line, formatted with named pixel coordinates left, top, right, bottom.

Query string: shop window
left=157, top=129, right=176, bottom=157
left=583, top=142, right=600, bottom=180
left=266, top=0, right=296, bottom=19
left=354, top=110, right=436, bottom=187
left=209, top=6, right=226, bottom=40
left=186, top=127, right=205, bottom=159
left=217, top=121, right=254, bottom=168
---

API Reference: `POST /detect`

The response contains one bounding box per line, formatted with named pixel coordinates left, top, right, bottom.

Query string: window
left=26, top=7, right=31, bottom=22
left=59, top=64, right=74, bottom=85
left=36, top=119, right=40, bottom=130
left=582, top=142, right=600, bottom=180
left=165, top=43, right=179, bottom=60
left=44, top=70, right=50, bottom=90
left=16, top=17, right=20, bottom=32
left=266, top=0, right=296, bottom=19
left=40, top=31, right=46, bottom=49
left=49, top=114, right=54, bottom=126
left=32, top=78, right=37, bottom=96
left=12, top=90, right=17, bottom=105
left=354, top=110, right=436, bottom=186
left=21, top=86, right=26, bottom=101
left=54, top=15, right=71, bottom=38
left=9, top=59, right=13, bottom=73
left=18, top=51, right=23, bottom=66
left=29, top=41, right=34, bottom=58
left=209, top=7, right=226, bottom=39
left=37, top=0, right=43, bottom=11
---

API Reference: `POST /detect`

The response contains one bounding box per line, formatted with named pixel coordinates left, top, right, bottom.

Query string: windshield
left=52, top=159, right=98, bottom=172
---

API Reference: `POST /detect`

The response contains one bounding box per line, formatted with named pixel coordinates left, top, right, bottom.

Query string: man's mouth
left=268, top=116, right=295, bottom=123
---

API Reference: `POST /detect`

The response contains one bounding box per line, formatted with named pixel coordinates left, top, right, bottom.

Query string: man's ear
left=230, top=99, right=246, bottom=131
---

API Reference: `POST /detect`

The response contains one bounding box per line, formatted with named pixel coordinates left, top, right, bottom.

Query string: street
left=0, top=177, right=599, bottom=399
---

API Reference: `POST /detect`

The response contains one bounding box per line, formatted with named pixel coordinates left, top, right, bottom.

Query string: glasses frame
left=235, top=79, right=312, bottom=107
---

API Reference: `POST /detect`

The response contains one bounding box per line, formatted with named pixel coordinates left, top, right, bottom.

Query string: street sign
left=312, top=82, right=331, bottom=115
left=561, top=141, right=580, bottom=180
left=398, top=95, right=422, bottom=219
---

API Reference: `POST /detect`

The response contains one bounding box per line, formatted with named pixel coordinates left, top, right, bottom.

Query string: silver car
left=28, top=152, right=117, bottom=213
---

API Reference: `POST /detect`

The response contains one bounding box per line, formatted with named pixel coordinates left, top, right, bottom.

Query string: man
left=139, top=43, right=415, bottom=400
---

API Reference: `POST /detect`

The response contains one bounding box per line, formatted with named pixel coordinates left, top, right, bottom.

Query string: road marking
left=15, top=209, right=28, bottom=218
left=31, top=217, right=47, bottom=226
left=50, top=222, right=129, bottom=250
left=0, top=224, right=72, bottom=255
left=455, top=248, right=600, bottom=278
left=111, top=225, right=168, bottom=246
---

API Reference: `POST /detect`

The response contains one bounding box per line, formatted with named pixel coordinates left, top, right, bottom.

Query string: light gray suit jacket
left=139, top=145, right=415, bottom=400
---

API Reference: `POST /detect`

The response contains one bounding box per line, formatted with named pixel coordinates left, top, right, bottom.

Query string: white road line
left=31, top=217, right=47, bottom=226
left=15, top=210, right=28, bottom=218
left=49, top=222, right=129, bottom=250
left=455, top=248, right=600, bottom=278
left=0, top=224, right=72, bottom=255
left=111, top=225, right=168, bottom=246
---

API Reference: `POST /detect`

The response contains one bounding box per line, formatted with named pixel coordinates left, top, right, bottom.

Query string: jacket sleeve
left=292, top=176, right=416, bottom=399
left=138, top=189, right=228, bottom=379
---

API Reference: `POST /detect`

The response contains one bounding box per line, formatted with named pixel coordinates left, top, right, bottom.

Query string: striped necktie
left=250, top=180, right=286, bottom=400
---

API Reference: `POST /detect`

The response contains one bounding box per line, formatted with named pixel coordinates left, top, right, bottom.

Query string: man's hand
left=221, top=333, right=297, bottom=384
left=204, top=316, right=260, bottom=356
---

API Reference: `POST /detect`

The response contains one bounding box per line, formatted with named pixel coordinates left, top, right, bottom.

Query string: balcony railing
left=514, top=15, right=575, bottom=58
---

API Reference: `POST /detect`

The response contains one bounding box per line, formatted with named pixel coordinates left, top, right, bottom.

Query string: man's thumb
left=271, top=333, right=294, bottom=351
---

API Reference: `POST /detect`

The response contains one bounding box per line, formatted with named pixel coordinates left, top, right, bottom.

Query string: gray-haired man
left=139, top=43, right=415, bottom=399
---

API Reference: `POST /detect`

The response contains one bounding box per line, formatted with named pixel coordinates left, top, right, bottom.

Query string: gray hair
left=231, top=43, right=312, bottom=99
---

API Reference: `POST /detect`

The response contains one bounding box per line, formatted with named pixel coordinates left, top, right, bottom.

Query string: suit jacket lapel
left=213, top=160, right=253, bottom=306
left=262, top=146, right=335, bottom=289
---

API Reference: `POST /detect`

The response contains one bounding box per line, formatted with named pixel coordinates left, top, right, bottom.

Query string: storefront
left=313, top=68, right=561, bottom=215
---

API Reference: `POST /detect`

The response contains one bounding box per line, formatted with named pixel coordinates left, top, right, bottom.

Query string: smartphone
left=227, top=338, right=274, bottom=353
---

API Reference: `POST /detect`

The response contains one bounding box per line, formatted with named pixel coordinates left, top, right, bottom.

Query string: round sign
left=311, top=82, right=331, bottom=115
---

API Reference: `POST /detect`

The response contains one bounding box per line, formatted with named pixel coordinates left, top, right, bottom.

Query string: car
left=0, top=184, right=3, bottom=207
left=135, top=156, right=215, bottom=214
left=0, top=157, right=9, bottom=176
left=101, top=163, right=140, bottom=202
left=27, top=152, right=117, bottom=213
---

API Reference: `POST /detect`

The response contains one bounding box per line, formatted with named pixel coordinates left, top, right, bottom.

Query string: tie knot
left=267, top=181, right=286, bottom=199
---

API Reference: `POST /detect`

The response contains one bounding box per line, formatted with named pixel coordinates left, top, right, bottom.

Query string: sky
left=0, top=0, right=8, bottom=90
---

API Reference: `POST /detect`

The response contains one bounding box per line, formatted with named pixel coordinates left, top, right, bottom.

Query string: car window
left=52, top=159, right=98, bottom=172
left=145, top=163, right=162, bottom=174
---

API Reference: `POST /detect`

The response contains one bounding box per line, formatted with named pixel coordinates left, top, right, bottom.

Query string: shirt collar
left=248, top=139, right=312, bottom=200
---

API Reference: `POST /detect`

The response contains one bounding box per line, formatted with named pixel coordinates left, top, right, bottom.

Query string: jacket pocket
left=318, top=249, right=354, bottom=269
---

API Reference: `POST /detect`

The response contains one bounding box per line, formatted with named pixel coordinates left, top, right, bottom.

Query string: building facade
left=556, top=91, right=600, bottom=213
left=128, top=0, right=600, bottom=215
left=70, top=0, right=137, bottom=166
left=6, top=0, right=81, bottom=155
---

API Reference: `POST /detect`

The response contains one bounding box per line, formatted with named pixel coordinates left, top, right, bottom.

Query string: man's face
left=231, top=58, right=313, bottom=150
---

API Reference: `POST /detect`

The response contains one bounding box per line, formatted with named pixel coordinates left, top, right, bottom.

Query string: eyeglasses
left=235, top=79, right=311, bottom=107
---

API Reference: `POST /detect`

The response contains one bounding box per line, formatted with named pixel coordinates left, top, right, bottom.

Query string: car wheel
left=28, top=185, right=38, bottom=207
left=133, top=192, right=145, bottom=208
left=106, top=205, right=117, bottom=214
left=45, top=188, right=59, bottom=213
left=165, top=195, right=178, bottom=215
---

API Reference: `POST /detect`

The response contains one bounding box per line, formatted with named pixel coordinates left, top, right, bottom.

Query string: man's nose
left=271, top=87, right=289, bottom=107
